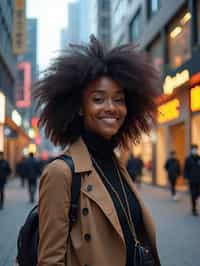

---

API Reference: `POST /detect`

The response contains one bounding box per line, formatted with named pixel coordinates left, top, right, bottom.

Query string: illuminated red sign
left=16, top=62, right=31, bottom=108
left=31, top=117, right=39, bottom=128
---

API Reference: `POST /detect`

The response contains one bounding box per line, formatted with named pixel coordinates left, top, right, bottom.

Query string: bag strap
left=56, top=154, right=82, bottom=228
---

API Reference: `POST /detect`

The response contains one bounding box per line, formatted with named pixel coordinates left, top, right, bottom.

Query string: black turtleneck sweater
left=82, top=130, right=144, bottom=266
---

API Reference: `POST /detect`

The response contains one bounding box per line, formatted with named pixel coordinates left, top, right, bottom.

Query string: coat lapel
left=66, top=138, right=125, bottom=244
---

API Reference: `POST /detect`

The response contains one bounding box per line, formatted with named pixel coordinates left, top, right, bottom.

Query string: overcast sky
left=27, top=0, right=77, bottom=70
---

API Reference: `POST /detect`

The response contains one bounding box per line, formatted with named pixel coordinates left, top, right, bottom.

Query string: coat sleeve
left=38, top=159, right=72, bottom=266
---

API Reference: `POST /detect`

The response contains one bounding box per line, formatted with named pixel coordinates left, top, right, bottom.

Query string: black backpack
left=16, top=155, right=82, bottom=266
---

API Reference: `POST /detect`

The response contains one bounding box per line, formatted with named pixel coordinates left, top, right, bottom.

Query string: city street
left=0, top=178, right=199, bottom=266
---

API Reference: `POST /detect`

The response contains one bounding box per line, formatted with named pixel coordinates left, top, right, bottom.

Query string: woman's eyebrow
left=91, top=88, right=125, bottom=94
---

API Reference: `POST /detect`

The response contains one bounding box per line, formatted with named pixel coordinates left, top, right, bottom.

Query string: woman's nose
left=105, top=99, right=116, bottom=111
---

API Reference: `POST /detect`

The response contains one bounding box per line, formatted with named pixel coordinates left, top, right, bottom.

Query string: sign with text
left=12, top=0, right=26, bottom=54
left=163, top=70, right=190, bottom=95
left=16, top=62, right=31, bottom=108
left=157, top=99, right=180, bottom=123
left=191, top=86, right=200, bottom=112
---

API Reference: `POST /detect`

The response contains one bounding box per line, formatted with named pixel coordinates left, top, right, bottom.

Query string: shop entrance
left=169, top=122, right=186, bottom=186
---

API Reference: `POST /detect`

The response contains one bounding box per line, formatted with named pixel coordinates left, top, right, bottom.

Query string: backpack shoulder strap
left=56, top=154, right=82, bottom=228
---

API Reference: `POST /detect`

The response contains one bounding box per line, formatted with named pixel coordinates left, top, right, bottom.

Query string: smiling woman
left=34, top=35, right=161, bottom=266
left=82, top=77, right=127, bottom=140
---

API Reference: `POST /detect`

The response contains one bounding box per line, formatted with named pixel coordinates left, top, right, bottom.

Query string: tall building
left=111, top=0, right=128, bottom=47
left=79, top=0, right=98, bottom=43
left=111, top=0, right=200, bottom=188
left=17, top=18, right=38, bottom=124
left=67, top=1, right=81, bottom=43
left=60, top=28, right=69, bottom=50
left=19, top=18, right=38, bottom=82
left=96, top=0, right=111, bottom=48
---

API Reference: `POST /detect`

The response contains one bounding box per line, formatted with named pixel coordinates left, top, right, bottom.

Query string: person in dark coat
left=24, top=152, right=40, bottom=203
left=16, top=156, right=27, bottom=187
left=184, top=144, right=200, bottom=216
left=164, top=150, right=180, bottom=200
left=0, top=152, right=11, bottom=209
left=127, top=154, right=144, bottom=187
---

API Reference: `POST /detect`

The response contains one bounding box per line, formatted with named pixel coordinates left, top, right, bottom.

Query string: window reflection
left=168, top=10, right=191, bottom=69
left=148, top=37, right=164, bottom=73
left=147, top=0, right=161, bottom=19
left=130, top=9, right=142, bottom=41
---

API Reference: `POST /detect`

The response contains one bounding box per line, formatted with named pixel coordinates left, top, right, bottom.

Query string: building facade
left=79, top=0, right=98, bottom=43
left=67, top=1, right=81, bottom=44
left=111, top=0, right=200, bottom=188
left=96, top=0, right=111, bottom=48
left=17, top=18, right=38, bottom=123
left=0, top=0, right=30, bottom=168
left=19, top=18, right=38, bottom=81
left=0, top=0, right=17, bottom=104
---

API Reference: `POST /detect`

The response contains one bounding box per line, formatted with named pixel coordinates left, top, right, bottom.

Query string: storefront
left=191, top=84, right=200, bottom=148
left=0, top=91, right=6, bottom=152
left=4, top=115, right=30, bottom=170
left=155, top=55, right=200, bottom=187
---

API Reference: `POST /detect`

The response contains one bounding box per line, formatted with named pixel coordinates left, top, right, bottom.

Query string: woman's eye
left=114, top=98, right=125, bottom=103
left=93, top=97, right=104, bottom=103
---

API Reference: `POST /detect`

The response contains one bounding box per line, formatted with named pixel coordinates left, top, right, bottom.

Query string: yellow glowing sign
left=157, top=99, right=180, bottom=123
left=0, top=91, right=6, bottom=124
left=191, top=86, right=200, bottom=112
left=163, top=70, right=190, bottom=95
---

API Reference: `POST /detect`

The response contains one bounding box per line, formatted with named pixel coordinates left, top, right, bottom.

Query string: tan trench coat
left=38, top=138, right=161, bottom=266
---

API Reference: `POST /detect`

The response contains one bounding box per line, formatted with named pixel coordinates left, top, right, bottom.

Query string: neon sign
left=16, top=62, right=31, bottom=108
left=157, top=99, right=180, bottom=123
left=163, top=70, right=190, bottom=95
left=191, top=86, right=200, bottom=112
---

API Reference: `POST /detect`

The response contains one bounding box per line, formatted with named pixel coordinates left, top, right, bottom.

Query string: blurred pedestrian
left=16, top=156, right=26, bottom=187
left=0, top=152, right=11, bottom=209
left=24, top=152, right=40, bottom=203
left=127, top=154, right=144, bottom=187
left=34, top=35, right=161, bottom=266
left=184, top=144, right=200, bottom=216
left=164, top=150, right=180, bottom=200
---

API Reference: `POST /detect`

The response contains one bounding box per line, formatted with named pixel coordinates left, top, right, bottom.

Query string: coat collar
left=64, top=137, right=93, bottom=173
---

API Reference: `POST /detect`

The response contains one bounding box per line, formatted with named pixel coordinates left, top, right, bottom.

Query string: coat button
left=86, top=184, right=93, bottom=192
left=82, top=208, right=89, bottom=216
left=84, top=233, right=91, bottom=241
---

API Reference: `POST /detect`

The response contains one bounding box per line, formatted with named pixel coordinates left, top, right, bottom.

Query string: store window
left=147, top=0, right=161, bottom=19
left=130, top=9, right=142, bottom=41
left=148, top=36, right=164, bottom=73
left=197, top=0, right=200, bottom=43
left=168, top=10, right=192, bottom=69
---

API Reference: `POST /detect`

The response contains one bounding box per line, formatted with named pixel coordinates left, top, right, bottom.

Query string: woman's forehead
left=85, top=76, right=124, bottom=94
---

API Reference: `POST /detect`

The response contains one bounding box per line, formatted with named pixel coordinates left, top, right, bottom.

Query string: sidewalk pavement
left=140, top=184, right=200, bottom=266
left=0, top=178, right=36, bottom=266
left=0, top=178, right=199, bottom=266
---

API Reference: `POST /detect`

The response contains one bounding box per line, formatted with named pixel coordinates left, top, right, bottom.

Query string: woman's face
left=82, top=76, right=127, bottom=140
